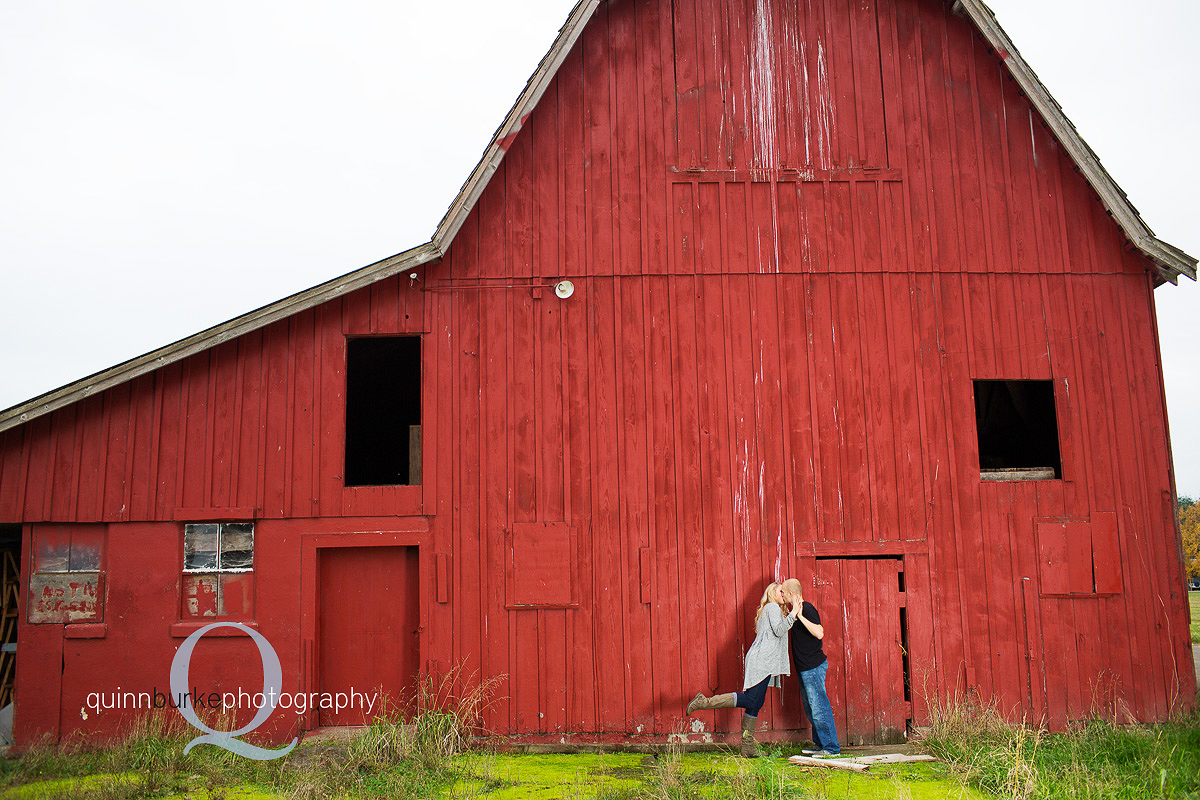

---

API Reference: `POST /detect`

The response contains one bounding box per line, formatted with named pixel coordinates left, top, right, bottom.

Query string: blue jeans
left=799, top=661, right=840, bottom=754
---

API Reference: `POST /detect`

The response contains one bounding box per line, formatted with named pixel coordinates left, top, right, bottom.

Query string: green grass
left=0, top=729, right=983, bottom=800
left=1189, top=591, right=1199, bottom=643
left=918, top=701, right=1200, bottom=799
left=0, top=665, right=494, bottom=800
left=635, top=746, right=985, bottom=800
left=4, top=722, right=1196, bottom=800
left=6, top=685, right=1199, bottom=799
left=0, top=738, right=986, bottom=800
left=0, top=727, right=983, bottom=800
left=0, top=710, right=293, bottom=799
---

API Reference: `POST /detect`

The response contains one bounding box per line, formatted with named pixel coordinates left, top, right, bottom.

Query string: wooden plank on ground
left=788, top=752, right=936, bottom=772
left=850, top=753, right=937, bottom=764
left=789, top=755, right=869, bottom=773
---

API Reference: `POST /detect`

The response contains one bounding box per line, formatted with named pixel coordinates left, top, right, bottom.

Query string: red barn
left=1, top=0, right=1195, bottom=748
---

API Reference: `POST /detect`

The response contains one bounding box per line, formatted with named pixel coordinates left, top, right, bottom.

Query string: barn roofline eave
left=0, top=0, right=1192, bottom=435
left=0, top=242, right=441, bottom=435
left=956, top=0, right=1196, bottom=284
left=431, top=0, right=602, bottom=249
left=0, top=0, right=606, bottom=437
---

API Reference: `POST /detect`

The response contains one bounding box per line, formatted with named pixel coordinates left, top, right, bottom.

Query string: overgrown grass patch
left=1, top=739, right=985, bottom=800
left=0, top=709, right=289, bottom=798
left=11, top=685, right=1197, bottom=799
left=653, top=747, right=983, bottom=800
left=918, top=701, right=1200, bottom=799
left=1, top=665, right=496, bottom=799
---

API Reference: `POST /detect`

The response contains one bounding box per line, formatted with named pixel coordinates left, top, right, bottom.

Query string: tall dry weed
left=348, top=662, right=504, bottom=771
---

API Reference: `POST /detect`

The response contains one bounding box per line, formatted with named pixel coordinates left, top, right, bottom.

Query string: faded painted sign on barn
left=29, top=572, right=103, bottom=623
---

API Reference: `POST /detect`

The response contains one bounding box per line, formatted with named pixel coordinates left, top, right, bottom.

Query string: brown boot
left=686, top=692, right=737, bottom=715
left=740, top=715, right=759, bottom=758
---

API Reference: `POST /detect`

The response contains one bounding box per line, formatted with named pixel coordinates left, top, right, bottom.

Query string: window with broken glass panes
left=181, top=522, right=255, bottom=619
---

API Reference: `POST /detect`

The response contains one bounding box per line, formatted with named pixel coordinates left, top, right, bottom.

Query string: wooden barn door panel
left=868, top=560, right=909, bottom=739
left=814, top=558, right=907, bottom=744
left=318, top=546, right=419, bottom=727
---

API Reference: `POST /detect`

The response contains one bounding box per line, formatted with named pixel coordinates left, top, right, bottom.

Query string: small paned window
left=28, top=525, right=104, bottom=624
left=182, top=522, right=255, bottom=619
left=344, top=336, right=421, bottom=487
left=33, top=531, right=102, bottom=573
left=973, top=379, right=1062, bottom=481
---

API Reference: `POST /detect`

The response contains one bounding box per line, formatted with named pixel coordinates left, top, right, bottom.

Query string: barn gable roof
left=0, top=0, right=1194, bottom=435
left=954, top=0, right=1196, bottom=285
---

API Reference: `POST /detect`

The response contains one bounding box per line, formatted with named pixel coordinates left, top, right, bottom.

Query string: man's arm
left=798, top=606, right=824, bottom=640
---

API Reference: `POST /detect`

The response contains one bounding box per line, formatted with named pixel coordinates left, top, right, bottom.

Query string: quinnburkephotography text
left=82, top=687, right=379, bottom=718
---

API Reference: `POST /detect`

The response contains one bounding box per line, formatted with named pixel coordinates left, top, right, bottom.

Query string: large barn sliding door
left=812, top=558, right=909, bottom=744
left=318, top=546, right=420, bottom=727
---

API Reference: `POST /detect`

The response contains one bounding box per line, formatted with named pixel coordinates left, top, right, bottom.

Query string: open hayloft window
left=345, top=336, right=421, bottom=487
left=973, top=380, right=1062, bottom=481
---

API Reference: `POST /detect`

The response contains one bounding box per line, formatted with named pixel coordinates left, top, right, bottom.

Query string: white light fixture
left=554, top=280, right=575, bottom=299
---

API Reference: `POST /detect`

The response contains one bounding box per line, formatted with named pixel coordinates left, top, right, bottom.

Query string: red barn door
left=318, top=546, right=420, bottom=726
left=812, top=558, right=908, bottom=744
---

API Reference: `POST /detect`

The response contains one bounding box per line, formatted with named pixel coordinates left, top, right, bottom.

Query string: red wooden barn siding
left=0, top=277, right=426, bottom=524
left=426, top=0, right=1193, bottom=733
left=0, top=0, right=1193, bottom=743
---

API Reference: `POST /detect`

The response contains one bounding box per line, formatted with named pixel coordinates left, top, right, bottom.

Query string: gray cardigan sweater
left=742, top=602, right=797, bottom=690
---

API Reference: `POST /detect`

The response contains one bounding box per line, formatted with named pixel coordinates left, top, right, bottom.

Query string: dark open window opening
left=345, top=336, right=421, bottom=487
left=973, top=379, right=1062, bottom=480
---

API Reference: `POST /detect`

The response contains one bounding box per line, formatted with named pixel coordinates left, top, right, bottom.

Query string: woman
left=686, top=581, right=801, bottom=757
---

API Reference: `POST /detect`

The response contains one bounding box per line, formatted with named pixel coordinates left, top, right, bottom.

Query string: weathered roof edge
left=433, top=0, right=603, bottom=248
left=0, top=242, right=439, bottom=434
left=956, top=0, right=1197, bottom=285
left=1, top=0, right=1191, bottom=435
left=0, top=0, right=602, bottom=436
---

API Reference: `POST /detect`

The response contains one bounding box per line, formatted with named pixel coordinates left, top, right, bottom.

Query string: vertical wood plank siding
left=1, top=0, right=1191, bottom=736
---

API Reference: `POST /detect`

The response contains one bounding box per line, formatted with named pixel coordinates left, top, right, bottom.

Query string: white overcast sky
left=1, top=0, right=1197, bottom=497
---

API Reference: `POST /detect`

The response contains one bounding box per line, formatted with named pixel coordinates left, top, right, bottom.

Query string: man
left=781, top=577, right=841, bottom=757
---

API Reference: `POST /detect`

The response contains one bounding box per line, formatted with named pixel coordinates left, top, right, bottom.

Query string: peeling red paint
left=29, top=572, right=103, bottom=623
left=497, top=112, right=533, bottom=152
left=998, top=48, right=1010, bottom=60
left=181, top=572, right=255, bottom=618
left=182, top=574, right=219, bottom=617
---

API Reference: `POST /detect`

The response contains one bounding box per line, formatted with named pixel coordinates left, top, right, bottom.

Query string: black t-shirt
left=789, top=601, right=828, bottom=672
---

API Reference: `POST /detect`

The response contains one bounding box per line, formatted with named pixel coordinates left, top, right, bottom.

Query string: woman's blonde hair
left=755, top=582, right=783, bottom=624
